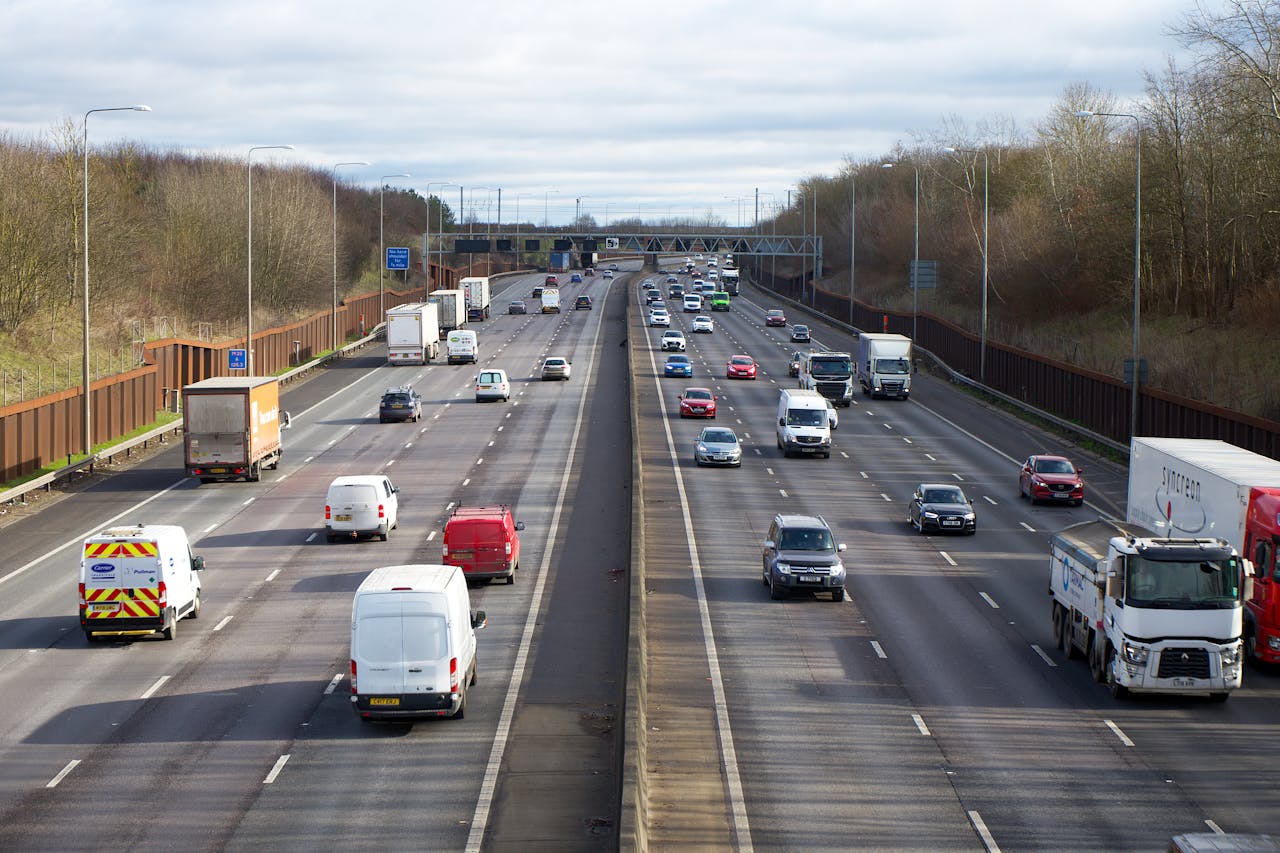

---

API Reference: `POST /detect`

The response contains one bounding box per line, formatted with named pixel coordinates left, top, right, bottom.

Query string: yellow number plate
left=335, top=514, right=352, bottom=522
left=91, top=603, right=119, bottom=613
left=369, top=697, right=400, bottom=706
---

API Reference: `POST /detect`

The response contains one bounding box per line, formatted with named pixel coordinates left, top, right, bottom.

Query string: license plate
left=479, top=384, right=492, bottom=390
left=1052, top=493, right=1072, bottom=499
left=1171, top=677, right=1195, bottom=688
left=91, top=603, right=119, bottom=613
left=369, top=697, right=400, bottom=706
left=209, top=467, right=227, bottom=474
left=335, top=514, right=352, bottom=522
left=800, top=575, right=822, bottom=583
left=942, top=519, right=961, bottom=527
left=691, top=407, right=704, bottom=413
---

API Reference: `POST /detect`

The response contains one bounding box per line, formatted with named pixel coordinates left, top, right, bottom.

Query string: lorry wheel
left=161, top=609, right=177, bottom=641
left=1088, top=635, right=1105, bottom=682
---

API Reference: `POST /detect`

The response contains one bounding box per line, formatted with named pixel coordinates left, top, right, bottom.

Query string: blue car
left=664, top=354, right=693, bottom=377
left=570, top=273, right=583, bottom=283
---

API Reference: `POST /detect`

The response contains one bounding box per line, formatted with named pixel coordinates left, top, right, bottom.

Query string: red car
left=726, top=355, right=757, bottom=379
left=765, top=309, right=787, bottom=327
left=1019, top=454, right=1085, bottom=506
left=678, top=387, right=717, bottom=418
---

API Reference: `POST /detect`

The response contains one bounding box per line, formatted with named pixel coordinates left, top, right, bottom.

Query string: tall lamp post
left=515, top=192, right=536, bottom=267
left=422, top=181, right=454, bottom=293
left=945, top=147, right=989, bottom=381
left=82, top=103, right=150, bottom=456
left=1077, top=109, right=1142, bottom=437
left=882, top=162, right=919, bottom=341
left=848, top=176, right=856, bottom=327
left=332, top=161, right=369, bottom=354
left=379, top=172, right=411, bottom=320
left=544, top=189, right=559, bottom=228
left=248, top=144, right=295, bottom=375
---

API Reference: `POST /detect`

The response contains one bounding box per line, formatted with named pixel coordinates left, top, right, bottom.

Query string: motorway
left=3, top=260, right=1280, bottom=851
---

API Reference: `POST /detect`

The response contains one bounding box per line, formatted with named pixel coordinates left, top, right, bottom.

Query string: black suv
left=379, top=387, right=422, bottom=423
left=575, top=295, right=592, bottom=310
left=761, top=514, right=847, bottom=601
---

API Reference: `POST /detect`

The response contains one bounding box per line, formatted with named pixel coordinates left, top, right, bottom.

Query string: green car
left=710, top=291, right=730, bottom=311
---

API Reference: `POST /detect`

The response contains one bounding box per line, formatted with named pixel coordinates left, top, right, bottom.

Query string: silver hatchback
left=694, top=427, right=742, bottom=467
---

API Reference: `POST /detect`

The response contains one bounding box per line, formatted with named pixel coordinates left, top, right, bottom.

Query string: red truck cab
left=1244, top=487, right=1280, bottom=663
left=442, top=505, right=524, bottom=584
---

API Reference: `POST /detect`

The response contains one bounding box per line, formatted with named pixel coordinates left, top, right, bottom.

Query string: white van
left=325, top=475, right=400, bottom=542
left=475, top=368, right=510, bottom=402
left=683, top=294, right=703, bottom=313
left=776, top=388, right=833, bottom=458
left=80, top=524, right=204, bottom=641
left=349, top=564, right=487, bottom=720
left=446, top=330, right=479, bottom=365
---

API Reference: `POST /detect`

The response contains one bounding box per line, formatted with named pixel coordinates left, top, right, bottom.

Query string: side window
left=1257, top=541, right=1278, bottom=581
left=383, top=479, right=393, bottom=498
left=767, top=521, right=778, bottom=544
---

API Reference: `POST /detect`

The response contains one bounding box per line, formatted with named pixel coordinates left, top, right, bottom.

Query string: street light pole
left=82, top=104, right=150, bottom=456
left=880, top=163, right=919, bottom=340
left=379, top=173, right=411, bottom=321
left=422, top=181, right=454, bottom=294
left=1078, top=109, right=1142, bottom=436
left=248, top=144, right=294, bottom=375
left=544, top=189, right=559, bottom=228
left=332, top=161, right=369, bottom=355
left=945, top=147, right=990, bottom=381
left=849, top=175, right=856, bottom=328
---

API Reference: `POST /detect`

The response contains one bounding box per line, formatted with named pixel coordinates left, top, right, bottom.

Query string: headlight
left=697, top=444, right=708, bottom=452
left=964, top=513, right=976, bottom=521
left=923, top=511, right=939, bottom=520
left=1222, top=643, right=1242, bottom=665
left=775, top=562, right=792, bottom=575
left=1266, top=635, right=1280, bottom=652
left=1122, top=641, right=1149, bottom=665
left=831, top=562, right=846, bottom=579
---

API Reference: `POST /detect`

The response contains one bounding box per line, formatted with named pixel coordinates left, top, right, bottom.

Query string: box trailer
left=460, top=276, right=491, bottom=321
left=183, top=377, right=287, bottom=483
left=428, top=289, right=467, bottom=333
left=385, top=302, right=440, bottom=365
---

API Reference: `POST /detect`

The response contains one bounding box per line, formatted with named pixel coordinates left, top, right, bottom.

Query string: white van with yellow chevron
left=79, top=524, right=205, bottom=642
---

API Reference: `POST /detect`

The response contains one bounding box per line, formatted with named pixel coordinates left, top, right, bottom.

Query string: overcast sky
left=0, top=0, right=1210, bottom=226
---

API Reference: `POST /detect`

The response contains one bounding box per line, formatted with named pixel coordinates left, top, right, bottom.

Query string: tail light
left=157, top=581, right=168, bottom=608
left=325, top=505, right=331, bottom=520
left=378, top=504, right=386, bottom=519
left=504, top=542, right=512, bottom=556
left=78, top=583, right=86, bottom=607
left=350, top=659, right=357, bottom=693
left=450, top=657, right=459, bottom=693
left=442, top=542, right=449, bottom=558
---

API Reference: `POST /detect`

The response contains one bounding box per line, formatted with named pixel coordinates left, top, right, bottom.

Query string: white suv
left=691, top=315, right=714, bottom=334
left=660, top=330, right=687, bottom=351
left=649, top=309, right=671, bottom=327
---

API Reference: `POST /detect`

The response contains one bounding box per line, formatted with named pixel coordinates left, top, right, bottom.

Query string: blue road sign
left=386, top=247, right=410, bottom=270
left=229, top=348, right=247, bottom=370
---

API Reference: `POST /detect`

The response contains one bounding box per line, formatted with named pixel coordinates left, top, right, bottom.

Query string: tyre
left=770, top=576, right=785, bottom=600
left=830, top=588, right=843, bottom=602
left=84, top=630, right=101, bottom=644
left=1208, top=692, right=1230, bottom=703
left=762, top=564, right=770, bottom=586
left=1089, top=636, right=1106, bottom=683
left=506, top=565, right=516, bottom=585
left=1074, top=499, right=1084, bottom=507
left=454, top=687, right=467, bottom=720
left=1052, top=605, right=1067, bottom=652
left=161, top=609, right=177, bottom=641
left=190, top=591, right=201, bottom=619
left=1245, top=621, right=1259, bottom=666
left=379, top=528, right=389, bottom=542
left=327, top=533, right=336, bottom=543
left=1107, top=647, right=1129, bottom=699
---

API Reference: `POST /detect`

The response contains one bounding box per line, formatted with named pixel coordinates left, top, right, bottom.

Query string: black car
left=509, top=300, right=527, bottom=314
left=575, top=295, right=592, bottom=310
left=909, top=483, right=977, bottom=534
left=531, top=286, right=544, bottom=299
left=379, top=386, right=422, bottom=423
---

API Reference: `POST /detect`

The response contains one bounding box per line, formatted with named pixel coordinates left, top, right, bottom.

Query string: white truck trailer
left=857, top=333, right=912, bottom=399
left=429, top=289, right=467, bottom=333
left=460, top=276, right=491, bottom=321
left=385, top=302, right=440, bottom=365
left=1050, top=518, right=1249, bottom=701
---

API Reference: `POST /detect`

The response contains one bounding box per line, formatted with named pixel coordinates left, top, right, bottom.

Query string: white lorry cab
left=446, top=329, right=479, bottom=365
left=776, top=388, right=832, bottom=458
left=350, top=565, right=487, bottom=721
left=80, top=524, right=204, bottom=642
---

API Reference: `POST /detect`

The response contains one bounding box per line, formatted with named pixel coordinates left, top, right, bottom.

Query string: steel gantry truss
left=442, top=231, right=821, bottom=259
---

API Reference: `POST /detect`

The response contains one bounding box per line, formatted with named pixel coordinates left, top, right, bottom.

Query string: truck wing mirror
left=1105, top=572, right=1122, bottom=599
left=1244, top=575, right=1256, bottom=601
left=282, top=412, right=292, bottom=430
left=515, top=521, right=525, bottom=531
left=779, top=418, right=786, bottom=427
left=192, top=555, right=206, bottom=571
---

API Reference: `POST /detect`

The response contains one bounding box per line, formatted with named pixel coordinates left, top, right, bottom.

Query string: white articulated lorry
left=429, top=289, right=467, bottom=333
left=385, top=302, right=440, bottom=365
left=857, top=333, right=912, bottom=399
left=1049, top=517, right=1250, bottom=701
left=460, top=276, right=491, bottom=321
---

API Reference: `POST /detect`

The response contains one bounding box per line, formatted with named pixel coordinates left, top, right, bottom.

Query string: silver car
left=694, top=427, right=742, bottom=467
left=541, top=356, right=572, bottom=381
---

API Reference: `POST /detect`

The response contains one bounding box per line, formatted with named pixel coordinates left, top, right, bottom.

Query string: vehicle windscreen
left=785, top=408, right=825, bottom=427
left=778, top=528, right=835, bottom=551
left=383, top=394, right=412, bottom=406
left=669, top=356, right=689, bottom=364
left=1124, top=556, right=1243, bottom=608
left=732, top=357, right=752, bottom=365
left=1035, top=459, right=1075, bottom=474
left=874, top=357, right=911, bottom=375
left=810, top=357, right=852, bottom=376
left=924, top=488, right=965, bottom=504
left=685, top=390, right=712, bottom=400
left=702, top=430, right=736, bottom=444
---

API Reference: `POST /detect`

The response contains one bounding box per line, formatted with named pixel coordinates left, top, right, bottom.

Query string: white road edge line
left=968, top=809, right=1003, bottom=853
left=1031, top=644, right=1058, bottom=667
left=1104, top=719, right=1135, bottom=747
left=870, top=640, right=887, bottom=659
left=465, top=293, right=606, bottom=853
left=911, top=713, right=931, bottom=736
left=46, top=759, right=81, bottom=788
left=323, top=673, right=344, bottom=695
left=262, top=754, right=290, bottom=784
left=212, top=615, right=234, bottom=632
left=140, top=675, right=170, bottom=700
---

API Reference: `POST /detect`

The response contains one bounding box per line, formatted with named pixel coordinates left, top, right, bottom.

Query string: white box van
left=446, top=329, right=479, bottom=364
left=349, top=564, right=487, bottom=720
left=80, top=524, right=204, bottom=641
left=325, top=475, right=400, bottom=542
left=776, top=388, right=832, bottom=458
left=683, top=294, right=703, bottom=313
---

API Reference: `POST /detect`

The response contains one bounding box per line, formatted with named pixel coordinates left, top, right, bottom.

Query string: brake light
left=325, top=505, right=331, bottom=520
left=450, top=657, right=459, bottom=692
left=157, top=580, right=168, bottom=608
left=78, top=583, right=86, bottom=607
left=350, top=659, right=357, bottom=693
left=378, top=504, right=385, bottom=519
left=442, top=544, right=449, bottom=558
left=504, top=542, right=512, bottom=556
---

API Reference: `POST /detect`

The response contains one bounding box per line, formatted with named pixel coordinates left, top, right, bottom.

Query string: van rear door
left=402, top=601, right=450, bottom=698
left=353, top=598, right=405, bottom=700
left=448, top=520, right=505, bottom=576
left=331, top=483, right=378, bottom=529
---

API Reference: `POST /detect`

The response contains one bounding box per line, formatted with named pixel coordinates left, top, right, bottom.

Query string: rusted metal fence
left=754, top=263, right=1280, bottom=460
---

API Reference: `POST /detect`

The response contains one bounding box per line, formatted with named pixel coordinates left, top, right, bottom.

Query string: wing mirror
left=471, top=610, right=488, bottom=630
left=778, top=418, right=785, bottom=427
left=763, top=540, right=775, bottom=550
left=282, top=412, right=293, bottom=430
left=515, top=521, right=525, bottom=531
left=837, top=543, right=847, bottom=553
left=192, top=555, right=206, bottom=571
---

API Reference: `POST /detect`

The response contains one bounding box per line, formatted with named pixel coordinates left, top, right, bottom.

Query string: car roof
left=683, top=386, right=713, bottom=394
left=774, top=513, right=829, bottom=529
left=666, top=353, right=689, bottom=360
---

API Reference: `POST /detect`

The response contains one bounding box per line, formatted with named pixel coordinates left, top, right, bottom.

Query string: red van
left=442, top=505, right=524, bottom=584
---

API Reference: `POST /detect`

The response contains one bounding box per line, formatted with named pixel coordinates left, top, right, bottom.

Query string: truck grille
left=816, top=381, right=847, bottom=397
left=1157, top=647, right=1210, bottom=679
left=880, top=381, right=904, bottom=394
left=796, top=435, right=823, bottom=445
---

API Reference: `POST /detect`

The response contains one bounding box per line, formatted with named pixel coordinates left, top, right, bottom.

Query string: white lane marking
left=983, top=495, right=997, bottom=505
left=497, top=425, right=504, bottom=432
left=404, top=442, right=413, bottom=449
left=304, top=533, right=316, bottom=543
left=940, top=551, right=957, bottom=567
left=446, top=502, right=455, bottom=511
left=1032, top=645, right=1058, bottom=667
left=274, top=472, right=290, bottom=483
left=303, top=455, right=314, bottom=463
left=860, top=471, right=868, bottom=478
left=140, top=675, right=170, bottom=700
left=242, top=497, right=255, bottom=506
left=951, top=472, right=964, bottom=481
left=840, top=451, right=849, bottom=458
left=1104, top=719, right=1135, bottom=747
left=427, top=530, right=437, bottom=541
left=969, top=810, right=1002, bottom=853
left=979, top=592, right=999, bottom=608
left=753, top=448, right=761, bottom=455
left=476, top=458, right=484, bottom=465
left=765, top=467, right=774, bottom=476
left=385, top=459, right=395, bottom=467
left=902, top=436, right=912, bottom=443
left=462, top=478, right=471, bottom=487
left=323, top=674, right=344, bottom=695
left=488, top=441, right=495, bottom=447
left=263, top=754, right=291, bottom=784
left=1020, top=521, right=1036, bottom=532
left=213, top=615, right=234, bottom=632
left=911, top=713, right=931, bottom=736
left=466, top=290, right=606, bottom=853
left=925, top=453, right=936, bottom=461
left=506, top=412, right=512, bottom=419
left=871, top=641, right=887, bottom=659
left=204, top=524, right=218, bottom=533
left=46, top=760, right=81, bottom=788
left=265, top=569, right=281, bottom=582
left=880, top=493, right=892, bottom=501
left=779, top=489, right=788, bottom=498
left=1205, top=820, right=1225, bottom=834
left=743, top=432, right=750, bottom=439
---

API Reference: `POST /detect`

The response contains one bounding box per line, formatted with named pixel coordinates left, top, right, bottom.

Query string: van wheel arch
left=161, top=608, right=178, bottom=641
